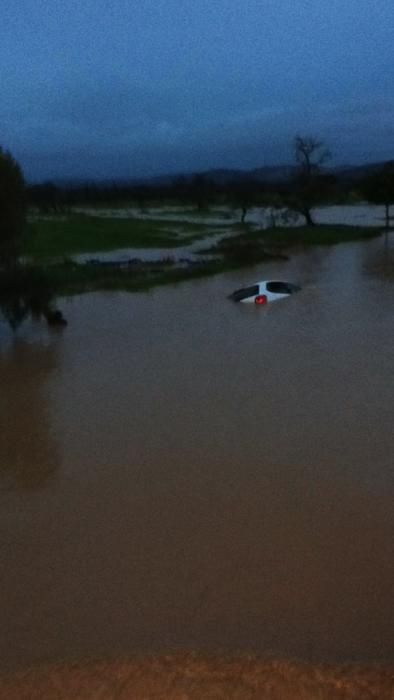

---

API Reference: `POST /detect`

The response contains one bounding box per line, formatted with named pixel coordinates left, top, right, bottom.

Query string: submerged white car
left=229, top=280, right=301, bottom=304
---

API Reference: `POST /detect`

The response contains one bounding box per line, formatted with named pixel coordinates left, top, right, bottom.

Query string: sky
left=2, top=0, right=394, bottom=181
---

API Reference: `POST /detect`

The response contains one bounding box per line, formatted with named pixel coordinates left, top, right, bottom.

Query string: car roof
left=256, top=280, right=284, bottom=285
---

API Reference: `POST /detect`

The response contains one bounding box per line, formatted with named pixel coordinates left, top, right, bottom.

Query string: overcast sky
left=2, top=0, right=394, bottom=181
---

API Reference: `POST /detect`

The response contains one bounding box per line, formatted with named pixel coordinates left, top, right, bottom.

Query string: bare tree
left=361, top=161, right=394, bottom=231
left=294, top=136, right=331, bottom=176
left=290, top=136, right=332, bottom=225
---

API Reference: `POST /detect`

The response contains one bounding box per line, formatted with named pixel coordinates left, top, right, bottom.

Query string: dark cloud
left=2, top=0, right=394, bottom=180
left=16, top=93, right=394, bottom=181
left=15, top=101, right=394, bottom=180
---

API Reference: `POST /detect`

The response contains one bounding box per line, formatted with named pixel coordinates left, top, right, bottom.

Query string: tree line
left=0, top=147, right=65, bottom=329
left=25, top=139, right=394, bottom=228
left=26, top=138, right=338, bottom=223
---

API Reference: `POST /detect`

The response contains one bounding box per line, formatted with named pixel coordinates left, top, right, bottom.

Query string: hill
left=39, top=161, right=390, bottom=189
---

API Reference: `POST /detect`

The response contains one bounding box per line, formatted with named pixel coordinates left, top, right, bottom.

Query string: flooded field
left=65, top=203, right=387, bottom=265
left=66, top=203, right=387, bottom=264
left=1, top=235, right=394, bottom=670
left=73, top=202, right=386, bottom=228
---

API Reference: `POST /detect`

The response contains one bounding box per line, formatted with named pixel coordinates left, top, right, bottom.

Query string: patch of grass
left=19, top=222, right=384, bottom=300
left=24, top=215, right=219, bottom=260
left=199, top=225, right=382, bottom=262
left=44, top=258, right=235, bottom=296
left=199, top=235, right=287, bottom=264
left=255, top=224, right=382, bottom=247
left=38, top=243, right=277, bottom=296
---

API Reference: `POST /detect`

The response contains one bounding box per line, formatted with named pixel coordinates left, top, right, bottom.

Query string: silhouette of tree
left=190, top=174, right=213, bottom=210
left=288, top=136, right=332, bottom=225
left=0, top=146, right=26, bottom=267
left=360, top=161, right=394, bottom=230
left=0, top=266, right=56, bottom=330
left=0, top=147, right=65, bottom=330
left=229, top=180, right=260, bottom=223
left=28, top=181, right=61, bottom=213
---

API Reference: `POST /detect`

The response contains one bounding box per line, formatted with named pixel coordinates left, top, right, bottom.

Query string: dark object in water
left=45, top=309, right=68, bottom=327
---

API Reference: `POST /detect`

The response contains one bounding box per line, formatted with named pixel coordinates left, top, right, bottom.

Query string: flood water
left=1, top=236, right=394, bottom=670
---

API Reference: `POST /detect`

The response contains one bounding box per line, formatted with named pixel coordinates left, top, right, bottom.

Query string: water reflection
left=0, top=340, right=59, bottom=490
left=363, top=237, right=394, bottom=281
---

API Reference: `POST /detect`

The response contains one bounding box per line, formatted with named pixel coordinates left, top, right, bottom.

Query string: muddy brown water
left=1, top=237, right=394, bottom=671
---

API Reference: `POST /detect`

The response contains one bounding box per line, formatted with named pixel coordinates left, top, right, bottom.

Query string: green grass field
left=258, top=224, right=382, bottom=246
left=18, top=215, right=385, bottom=298
left=24, top=214, right=221, bottom=260
left=44, top=258, right=240, bottom=296
left=25, top=211, right=383, bottom=263
left=197, top=224, right=382, bottom=263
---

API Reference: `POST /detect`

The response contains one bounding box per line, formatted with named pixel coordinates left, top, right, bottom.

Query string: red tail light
left=255, top=294, right=267, bottom=305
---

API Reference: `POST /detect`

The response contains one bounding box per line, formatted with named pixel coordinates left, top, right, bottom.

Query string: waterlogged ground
left=73, top=202, right=387, bottom=263
left=28, top=203, right=388, bottom=265
left=1, top=235, right=394, bottom=672
left=73, top=202, right=387, bottom=228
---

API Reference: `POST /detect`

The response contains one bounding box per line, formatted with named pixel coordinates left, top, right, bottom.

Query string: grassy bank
left=25, top=214, right=383, bottom=262
left=17, top=219, right=386, bottom=299
left=201, top=224, right=383, bottom=257
left=44, top=253, right=280, bottom=296
left=257, top=223, right=382, bottom=246
left=0, top=654, right=393, bottom=699
left=25, top=214, right=224, bottom=260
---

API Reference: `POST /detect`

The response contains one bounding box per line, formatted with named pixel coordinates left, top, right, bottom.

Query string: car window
left=266, top=281, right=291, bottom=294
left=231, top=285, right=259, bottom=301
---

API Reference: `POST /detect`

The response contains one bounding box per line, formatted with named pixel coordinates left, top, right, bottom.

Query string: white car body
left=229, top=280, right=301, bottom=304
